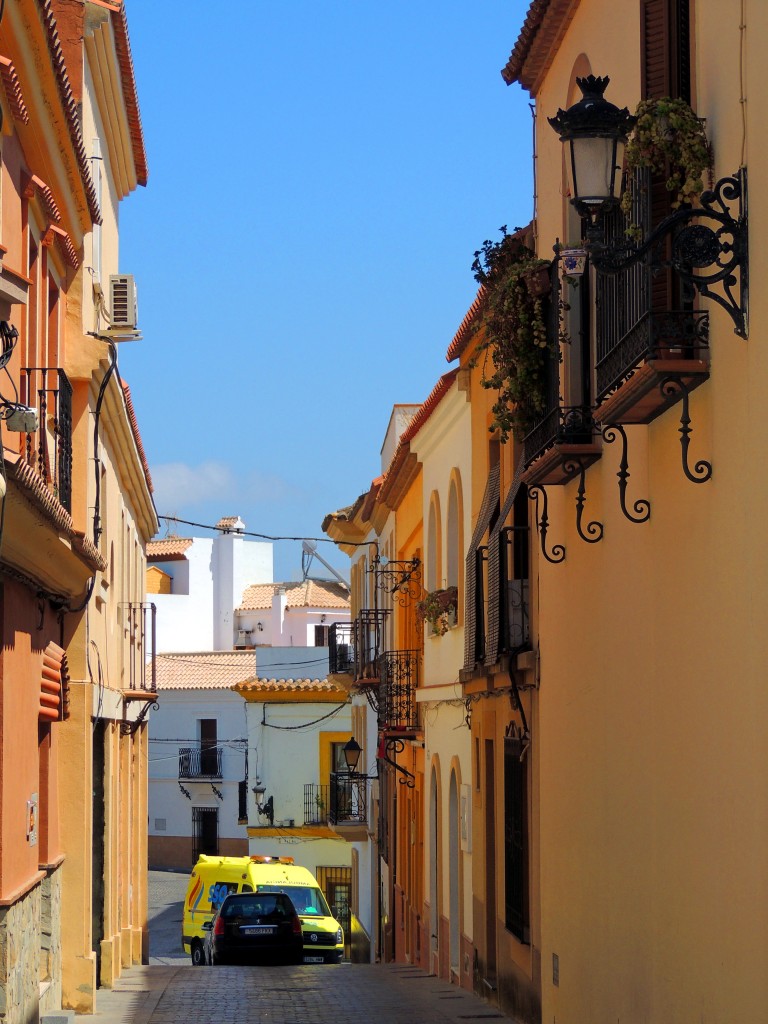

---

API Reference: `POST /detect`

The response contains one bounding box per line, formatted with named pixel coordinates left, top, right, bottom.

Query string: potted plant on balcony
left=620, top=96, right=713, bottom=237
left=470, top=227, right=556, bottom=442
left=417, top=586, right=459, bottom=637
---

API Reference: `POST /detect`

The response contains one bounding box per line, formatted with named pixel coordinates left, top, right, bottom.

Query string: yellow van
left=182, top=854, right=344, bottom=966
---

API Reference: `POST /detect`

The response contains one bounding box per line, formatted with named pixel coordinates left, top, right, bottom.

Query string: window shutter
left=485, top=459, right=526, bottom=667
left=641, top=0, right=691, bottom=311
left=40, top=642, right=66, bottom=722
left=463, top=463, right=501, bottom=672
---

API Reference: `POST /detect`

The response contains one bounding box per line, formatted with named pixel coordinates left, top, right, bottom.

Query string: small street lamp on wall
left=252, top=781, right=274, bottom=826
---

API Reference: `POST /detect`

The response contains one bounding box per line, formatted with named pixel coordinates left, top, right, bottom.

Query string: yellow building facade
left=500, top=1, right=764, bottom=1021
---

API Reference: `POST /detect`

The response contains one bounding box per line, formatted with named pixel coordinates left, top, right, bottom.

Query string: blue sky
left=118, top=1, right=534, bottom=581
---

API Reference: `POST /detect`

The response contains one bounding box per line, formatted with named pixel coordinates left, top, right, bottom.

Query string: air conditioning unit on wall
left=109, top=274, right=138, bottom=330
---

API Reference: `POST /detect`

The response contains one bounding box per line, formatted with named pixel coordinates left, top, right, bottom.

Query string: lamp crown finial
left=575, top=74, right=610, bottom=98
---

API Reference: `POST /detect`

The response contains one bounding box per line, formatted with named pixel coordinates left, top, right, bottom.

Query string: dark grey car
left=203, top=891, right=304, bottom=966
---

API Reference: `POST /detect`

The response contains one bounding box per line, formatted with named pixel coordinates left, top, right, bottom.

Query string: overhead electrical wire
left=157, top=514, right=372, bottom=548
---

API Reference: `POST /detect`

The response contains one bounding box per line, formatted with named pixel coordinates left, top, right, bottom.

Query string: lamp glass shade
left=343, top=738, right=362, bottom=772
left=569, top=135, right=625, bottom=206
left=253, top=784, right=266, bottom=807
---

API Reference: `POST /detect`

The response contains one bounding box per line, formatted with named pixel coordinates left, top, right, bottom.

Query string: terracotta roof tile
left=446, top=223, right=537, bottom=363
left=39, top=0, right=101, bottom=223
left=121, top=381, right=153, bottom=494
left=147, top=537, right=193, bottom=559
left=0, top=56, right=29, bottom=124
left=501, top=0, right=578, bottom=94
left=155, top=651, right=257, bottom=691
left=377, top=370, right=459, bottom=505
left=235, top=678, right=348, bottom=696
left=446, top=285, right=486, bottom=362
left=8, top=456, right=105, bottom=572
left=238, top=580, right=350, bottom=612
left=215, top=516, right=242, bottom=531
left=111, top=2, right=148, bottom=187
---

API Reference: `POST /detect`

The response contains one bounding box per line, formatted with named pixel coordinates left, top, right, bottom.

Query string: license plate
left=242, top=926, right=275, bottom=935
left=304, top=955, right=325, bottom=963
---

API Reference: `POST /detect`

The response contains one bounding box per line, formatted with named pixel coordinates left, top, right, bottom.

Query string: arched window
left=446, top=471, right=464, bottom=622
left=446, top=476, right=461, bottom=590
left=427, top=492, right=441, bottom=593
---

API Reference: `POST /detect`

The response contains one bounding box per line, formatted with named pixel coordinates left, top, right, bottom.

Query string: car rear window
left=222, top=894, right=291, bottom=919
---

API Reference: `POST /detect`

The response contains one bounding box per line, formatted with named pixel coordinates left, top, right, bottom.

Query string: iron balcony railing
left=304, top=783, right=330, bottom=825
left=595, top=309, right=709, bottom=402
left=329, top=772, right=368, bottom=825
left=329, top=610, right=389, bottom=682
left=378, top=649, right=419, bottom=732
left=120, top=602, right=157, bottom=692
left=179, top=746, right=223, bottom=779
left=20, top=366, right=73, bottom=513
left=328, top=622, right=355, bottom=674
left=523, top=403, right=596, bottom=469
left=594, top=168, right=710, bottom=403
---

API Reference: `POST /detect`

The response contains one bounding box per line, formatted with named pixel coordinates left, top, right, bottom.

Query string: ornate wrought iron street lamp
left=548, top=75, right=748, bottom=337
left=548, top=74, right=636, bottom=225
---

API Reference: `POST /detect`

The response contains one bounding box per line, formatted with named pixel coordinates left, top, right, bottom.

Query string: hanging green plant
left=470, top=227, right=556, bottom=443
left=416, top=587, right=458, bottom=637
left=621, top=97, right=713, bottom=235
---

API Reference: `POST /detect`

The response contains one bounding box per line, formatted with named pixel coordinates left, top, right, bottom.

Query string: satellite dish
left=302, top=539, right=317, bottom=555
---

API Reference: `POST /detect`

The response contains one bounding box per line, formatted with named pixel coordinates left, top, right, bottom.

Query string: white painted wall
left=148, top=689, right=249, bottom=845
left=245, top=696, right=352, bottom=875
left=380, top=404, right=420, bottom=474
left=236, top=594, right=350, bottom=649
left=151, top=531, right=273, bottom=652
left=255, top=646, right=330, bottom=680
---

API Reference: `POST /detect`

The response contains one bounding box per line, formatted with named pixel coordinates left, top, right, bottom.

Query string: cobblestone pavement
left=90, top=870, right=518, bottom=1023
left=92, top=962, right=517, bottom=1024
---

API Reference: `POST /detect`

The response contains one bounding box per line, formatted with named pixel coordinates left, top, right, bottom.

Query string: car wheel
left=191, top=942, right=205, bottom=967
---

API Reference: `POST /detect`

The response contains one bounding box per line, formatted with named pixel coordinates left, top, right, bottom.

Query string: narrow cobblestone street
left=90, top=871, right=519, bottom=1023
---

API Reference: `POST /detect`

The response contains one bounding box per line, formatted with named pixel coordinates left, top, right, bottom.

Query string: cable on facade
left=260, top=703, right=348, bottom=731
left=154, top=652, right=332, bottom=670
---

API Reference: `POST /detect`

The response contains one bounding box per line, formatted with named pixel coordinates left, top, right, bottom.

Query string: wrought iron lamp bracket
left=382, top=737, right=416, bottom=788
left=179, top=781, right=192, bottom=800
left=562, top=458, right=604, bottom=544
left=119, top=699, right=158, bottom=736
left=601, top=423, right=651, bottom=523
left=211, top=783, right=223, bottom=801
left=528, top=485, right=566, bottom=564
left=370, top=556, right=422, bottom=606
left=659, top=377, right=712, bottom=484
left=589, top=168, right=748, bottom=338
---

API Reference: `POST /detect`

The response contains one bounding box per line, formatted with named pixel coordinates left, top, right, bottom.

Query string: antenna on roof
left=301, top=539, right=350, bottom=591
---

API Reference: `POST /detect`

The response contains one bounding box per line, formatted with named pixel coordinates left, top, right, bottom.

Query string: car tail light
left=214, top=916, right=225, bottom=936
left=291, top=913, right=302, bottom=936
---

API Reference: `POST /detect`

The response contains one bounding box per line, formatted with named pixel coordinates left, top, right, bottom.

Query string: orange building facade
left=0, top=2, right=156, bottom=1020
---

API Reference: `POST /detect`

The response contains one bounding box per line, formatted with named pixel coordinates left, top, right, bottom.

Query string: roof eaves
left=501, top=0, right=581, bottom=95
left=38, top=0, right=102, bottom=223
left=377, top=369, right=459, bottom=506
left=110, top=1, right=148, bottom=187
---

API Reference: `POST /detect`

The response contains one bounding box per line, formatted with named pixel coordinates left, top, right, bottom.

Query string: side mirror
left=202, top=920, right=213, bottom=931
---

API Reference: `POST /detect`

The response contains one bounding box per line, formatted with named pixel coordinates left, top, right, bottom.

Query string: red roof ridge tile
left=39, top=0, right=101, bottom=223
left=121, top=380, right=153, bottom=493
